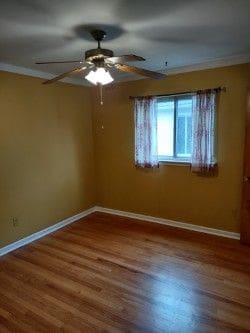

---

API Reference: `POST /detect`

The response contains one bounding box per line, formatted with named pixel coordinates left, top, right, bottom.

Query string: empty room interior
left=1, top=0, right=250, bottom=332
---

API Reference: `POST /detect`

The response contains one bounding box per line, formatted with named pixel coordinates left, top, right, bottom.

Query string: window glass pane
left=157, top=99, right=174, bottom=157
left=176, top=116, right=185, bottom=154
left=176, top=98, right=192, bottom=158
left=187, top=116, right=192, bottom=154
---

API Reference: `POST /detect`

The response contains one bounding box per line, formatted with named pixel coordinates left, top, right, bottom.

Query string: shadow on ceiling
left=72, top=24, right=125, bottom=42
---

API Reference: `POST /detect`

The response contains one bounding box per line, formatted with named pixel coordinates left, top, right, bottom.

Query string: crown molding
left=1, top=52, right=250, bottom=87
left=166, top=53, right=250, bottom=76
left=0, top=62, right=87, bottom=86
left=115, top=53, right=250, bottom=83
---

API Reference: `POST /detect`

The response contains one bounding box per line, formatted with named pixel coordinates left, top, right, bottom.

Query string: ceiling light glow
left=85, top=68, right=113, bottom=85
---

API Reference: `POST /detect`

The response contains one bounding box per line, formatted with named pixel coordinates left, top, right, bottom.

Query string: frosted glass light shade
left=85, top=68, right=114, bottom=85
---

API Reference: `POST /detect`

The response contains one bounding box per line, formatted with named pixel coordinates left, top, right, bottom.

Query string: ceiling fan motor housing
left=85, top=48, right=114, bottom=62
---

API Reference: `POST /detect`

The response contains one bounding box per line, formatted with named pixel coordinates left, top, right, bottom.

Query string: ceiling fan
left=36, top=29, right=166, bottom=85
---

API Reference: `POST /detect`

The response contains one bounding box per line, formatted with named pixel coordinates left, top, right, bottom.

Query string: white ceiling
left=0, top=0, right=250, bottom=85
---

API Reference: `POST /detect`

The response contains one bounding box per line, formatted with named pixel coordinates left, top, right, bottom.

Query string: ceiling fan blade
left=36, top=60, right=82, bottom=65
left=42, top=66, right=88, bottom=85
left=106, top=54, right=145, bottom=63
left=115, top=63, right=166, bottom=79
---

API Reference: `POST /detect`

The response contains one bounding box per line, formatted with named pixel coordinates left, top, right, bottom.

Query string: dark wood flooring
left=0, top=212, right=250, bottom=332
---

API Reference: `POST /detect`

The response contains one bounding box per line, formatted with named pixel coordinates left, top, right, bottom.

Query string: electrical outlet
left=12, top=217, right=19, bottom=227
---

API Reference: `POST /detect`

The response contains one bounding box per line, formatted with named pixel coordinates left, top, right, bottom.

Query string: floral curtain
left=191, top=90, right=217, bottom=173
left=134, top=96, right=159, bottom=168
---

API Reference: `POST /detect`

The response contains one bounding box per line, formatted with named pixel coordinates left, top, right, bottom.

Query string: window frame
left=156, top=94, right=194, bottom=164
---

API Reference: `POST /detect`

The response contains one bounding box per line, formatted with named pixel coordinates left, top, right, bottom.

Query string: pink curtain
left=191, top=90, right=217, bottom=173
left=134, top=97, right=159, bottom=168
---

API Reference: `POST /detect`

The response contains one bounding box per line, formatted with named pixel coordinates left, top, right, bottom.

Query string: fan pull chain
left=99, top=84, right=103, bottom=106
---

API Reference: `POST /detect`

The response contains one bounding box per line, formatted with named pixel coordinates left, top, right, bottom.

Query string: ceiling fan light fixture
left=38, top=29, right=166, bottom=85
left=85, top=67, right=113, bottom=85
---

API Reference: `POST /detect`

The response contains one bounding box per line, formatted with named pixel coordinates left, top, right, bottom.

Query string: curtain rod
left=129, top=86, right=226, bottom=99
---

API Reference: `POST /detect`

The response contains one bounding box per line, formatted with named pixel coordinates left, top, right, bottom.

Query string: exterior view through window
left=157, top=95, right=193, bottom=162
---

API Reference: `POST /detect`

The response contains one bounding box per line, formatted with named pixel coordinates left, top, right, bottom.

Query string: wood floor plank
left=1, top=212, right=250, bottom=332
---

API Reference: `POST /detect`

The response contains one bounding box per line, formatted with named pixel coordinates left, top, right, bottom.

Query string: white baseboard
left=0, top=207, right=96, bottom=256
left=0, top=205, right=240, bottom=256
left=95, top=206, right=240, bottom=240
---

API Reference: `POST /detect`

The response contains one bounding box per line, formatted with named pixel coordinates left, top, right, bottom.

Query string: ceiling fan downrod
left=90, top=29, right=106, bottom=48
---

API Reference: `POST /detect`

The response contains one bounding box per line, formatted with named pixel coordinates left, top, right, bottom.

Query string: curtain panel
left=134, top=97, right=159, bottom=168
left=191, top=90, right=217, bottom=174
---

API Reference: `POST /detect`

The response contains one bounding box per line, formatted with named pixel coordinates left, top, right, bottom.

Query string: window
left=134, top=90, right=217, bottom=172
left=157, top=95, right=193, bottom=162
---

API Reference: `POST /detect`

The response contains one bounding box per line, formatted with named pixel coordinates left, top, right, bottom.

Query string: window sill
left=159, top=160, right=191, bottom=166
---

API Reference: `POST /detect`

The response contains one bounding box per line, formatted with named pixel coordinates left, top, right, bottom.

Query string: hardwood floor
left=1, top=212, right=250, bottom=333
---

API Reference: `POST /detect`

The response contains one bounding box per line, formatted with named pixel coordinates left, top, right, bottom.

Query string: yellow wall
left=0, top=71, right=95, bottom=247
left=1, top=63, right=249, bottom=248
left=92, top=64, right=250, bottom=233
